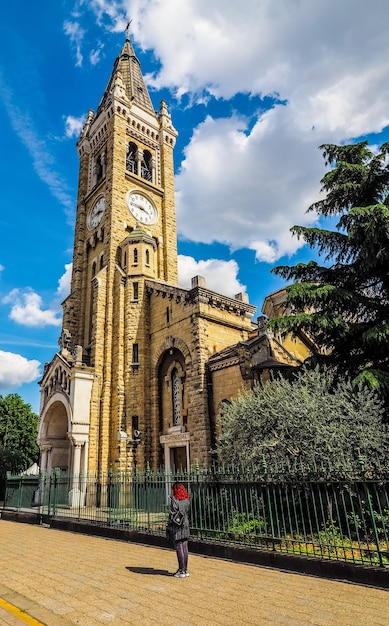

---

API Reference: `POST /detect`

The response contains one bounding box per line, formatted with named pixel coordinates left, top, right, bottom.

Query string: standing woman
left=166, top=482, right=190, bottom=578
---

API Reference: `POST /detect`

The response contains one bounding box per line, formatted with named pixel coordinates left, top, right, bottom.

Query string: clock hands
left=127, top=192, right=157, bottom=224
left=88, top=198, right=105, bottom=229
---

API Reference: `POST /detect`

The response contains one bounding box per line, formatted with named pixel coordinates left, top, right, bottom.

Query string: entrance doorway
left=172, top=446, right=187, bottom=473
left=160, top=431, right=190, bottom=474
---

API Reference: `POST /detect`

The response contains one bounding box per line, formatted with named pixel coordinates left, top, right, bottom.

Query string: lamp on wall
left=117, top=428, right=142, bottom=469
left=128, top=429, right=142, bottom=470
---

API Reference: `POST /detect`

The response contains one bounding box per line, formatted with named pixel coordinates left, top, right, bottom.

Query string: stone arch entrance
left=157, top=345, right=191, bottom=473
left=38, top=398, right=70, bottom=474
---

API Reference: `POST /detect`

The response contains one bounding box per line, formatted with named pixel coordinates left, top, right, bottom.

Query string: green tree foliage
left=269, top=141, right=389, bottom=393
left=216, top=368, right=388, bottom=471
left=0, top=394, right=39, bottom=476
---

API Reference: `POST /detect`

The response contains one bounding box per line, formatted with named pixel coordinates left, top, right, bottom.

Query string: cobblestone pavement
left=0, top=520, right=388, bottom=626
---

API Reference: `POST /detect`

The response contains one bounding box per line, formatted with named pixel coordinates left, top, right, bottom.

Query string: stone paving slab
left=0, top=520, right=388, bottom=625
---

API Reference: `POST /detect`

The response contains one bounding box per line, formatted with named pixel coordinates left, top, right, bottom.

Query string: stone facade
left=37, top=38, right=311, bottom=488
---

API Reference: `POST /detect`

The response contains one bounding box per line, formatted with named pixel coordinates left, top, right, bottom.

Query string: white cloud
left=113, top=0, right=389, bottom=261
left=56, top=264, right=72, bottom=300
left=0, top=264, right=4, bottom=273
left=0, top=350, right=41, bottom=390
left=63, top=20, right=85, bottom=67
left=88, top=0, right=125, bottom=30
left=89, top=47, right=102, bottom=65
left=178, top=255, right=245, bottom=297
left=2, top=289, right=62, bottom=328
left=176, top=108, right=323, bottom=261
left=65, top=115, right=85, bottom=138
left=125, top=0, right=389, bottom=123
left=71, top=0, right=389, bottom=266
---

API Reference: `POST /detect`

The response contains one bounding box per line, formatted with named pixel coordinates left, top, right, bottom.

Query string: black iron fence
left=4, top=460, right=389, bottom=568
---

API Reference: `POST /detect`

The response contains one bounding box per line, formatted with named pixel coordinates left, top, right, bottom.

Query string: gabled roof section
left=207, top=331, right=301, bottom=373
left=96, top=37, right=155, bottom=116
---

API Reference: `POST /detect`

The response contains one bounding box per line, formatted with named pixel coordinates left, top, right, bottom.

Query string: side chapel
left=37, top=37, right=312, bottom=491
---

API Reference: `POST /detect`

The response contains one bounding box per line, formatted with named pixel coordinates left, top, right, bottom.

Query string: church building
left=37, top=37, right=311, bottom=488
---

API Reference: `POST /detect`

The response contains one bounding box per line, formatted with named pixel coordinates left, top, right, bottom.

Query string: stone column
left=101, top=152, right=106, bottom=178
left=137, top=148, right=143, bottom=178
left=73, top=443, right=82, bottom=478
left=40, top=446, right=49, bottom=473
left=151, top=156, right=156, bottom=184
left=68, top=440, right=83, bottom=507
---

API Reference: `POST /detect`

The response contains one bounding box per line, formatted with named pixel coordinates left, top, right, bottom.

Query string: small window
left=132, top=343, right=139, bottom=364
left=172, top=368, right=181, bottom=426
left=166, top=307, right=170, bottom=324
left=132, top=415, right=139, bottom=433
left=99, top=254, right=104, bottom=270
left=123, top=251, right=127, bottom=268
left=133, top=282, right=139, bottom=301
left=133, top=248, right=138, bottom=264
left=92, top=261, right=97, bottom=278
left=145, top=249, right=150, bottom=265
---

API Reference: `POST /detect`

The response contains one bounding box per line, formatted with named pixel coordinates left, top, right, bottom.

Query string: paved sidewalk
left=0, top=520, right=388, bottom=626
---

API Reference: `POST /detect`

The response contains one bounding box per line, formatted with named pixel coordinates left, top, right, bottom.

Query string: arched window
left=172, top=368, right=181, bottom=426
left=95, top=156, right=103, bottom=183
left=126, top=142, right=138, bottom=174
left=99, top=254, right=104, bottom=270
left=133, top=248, right=138, bottom=264
left=94, top=150, right=106, bottom=185
left=145, top=249, right=150, bottom=265
left=92, top=261, right=97, bottom=278
left=141, top=150, right=152, bottom=182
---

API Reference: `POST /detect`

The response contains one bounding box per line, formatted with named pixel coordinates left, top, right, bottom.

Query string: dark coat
left=166, top=496, right=190, bottom=542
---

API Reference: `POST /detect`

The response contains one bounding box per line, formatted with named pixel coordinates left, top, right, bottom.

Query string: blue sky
left=1, top=0, right=389, bottom=414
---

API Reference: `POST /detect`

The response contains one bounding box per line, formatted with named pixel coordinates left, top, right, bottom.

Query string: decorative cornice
left=145, top=280, right=256, bottom=318
left=208, top=357, right=240, bottom=371
left=126, top=126, right=159, bottom=151
left=145, top=280, right=188, bottom=303
left=192, top=286, right=256, bottom=317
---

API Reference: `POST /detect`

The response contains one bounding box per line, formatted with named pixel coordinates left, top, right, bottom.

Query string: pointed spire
left=96, top=34, right=154, bottom=115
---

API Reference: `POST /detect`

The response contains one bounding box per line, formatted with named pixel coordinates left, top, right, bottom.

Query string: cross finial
left=125, top=19, right=132, bottom=40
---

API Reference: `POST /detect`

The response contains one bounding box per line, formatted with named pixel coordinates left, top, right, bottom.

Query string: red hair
left=173, top=482, right=190, bottom=500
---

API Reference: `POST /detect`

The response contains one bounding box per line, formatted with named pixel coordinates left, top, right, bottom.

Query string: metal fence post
left=262, top=456, right=275, bottom=544
left=358, top=453, right=384, bottom=567
left=195, top=460, right=204, bottom=540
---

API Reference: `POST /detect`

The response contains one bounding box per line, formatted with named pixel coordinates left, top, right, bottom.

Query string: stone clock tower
left=37, top=36, right=257, bottom=494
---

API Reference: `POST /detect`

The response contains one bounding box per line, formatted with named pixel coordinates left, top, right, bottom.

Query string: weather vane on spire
left=125, top=19, right=132, bottom=40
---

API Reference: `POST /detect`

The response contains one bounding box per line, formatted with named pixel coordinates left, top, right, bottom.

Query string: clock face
left=88, top=196, right=106, bottom=230
left=126, top=191, right=158, bottom=225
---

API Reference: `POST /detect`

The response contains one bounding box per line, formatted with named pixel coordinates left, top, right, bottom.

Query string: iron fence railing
left=4, top=463, right=389, bottom=568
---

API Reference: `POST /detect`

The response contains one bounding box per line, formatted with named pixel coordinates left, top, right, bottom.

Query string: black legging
left=174, top=539, right=188, bottom=571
